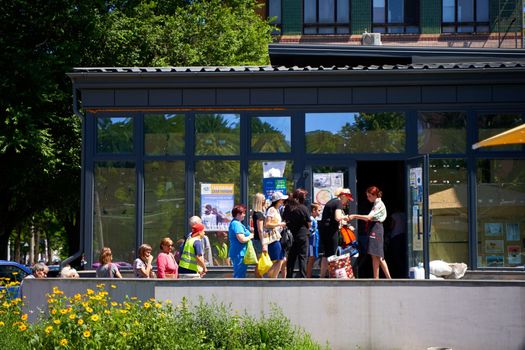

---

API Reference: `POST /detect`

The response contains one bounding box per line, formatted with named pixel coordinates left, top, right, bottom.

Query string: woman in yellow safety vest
left=179, top=223, right=208, bottom=277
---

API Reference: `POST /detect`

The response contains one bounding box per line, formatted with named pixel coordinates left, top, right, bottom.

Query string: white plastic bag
left=447, top=263, right=468, bottom=279
left=429, top=260, right=453, bottom=277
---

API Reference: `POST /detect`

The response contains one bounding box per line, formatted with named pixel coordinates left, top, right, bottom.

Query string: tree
left=0, top=0, right=274, bottom=260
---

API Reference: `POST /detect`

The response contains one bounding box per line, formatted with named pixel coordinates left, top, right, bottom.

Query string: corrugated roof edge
left=72, top=62, right=525, bottom=73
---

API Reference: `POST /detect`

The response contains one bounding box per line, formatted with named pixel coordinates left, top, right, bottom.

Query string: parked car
left=0, top=260, right=32, bottom=299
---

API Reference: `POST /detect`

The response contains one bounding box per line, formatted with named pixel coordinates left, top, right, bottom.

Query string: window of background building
left=429, top=159, right=469, bottom=264
left=97, top=116, right=133, bottom=153
left=143, top=161, right=185, bottom=259
left=268, top=0, right=281, bottom=33
left=477, top=159, right=525, bottom=268
left=93, top=162, right=136, bottom=264
left=195, top=114, right=240, bottom=156
left=304, top=0, right=350, bottom=34
left=372, top=0, right=420, bottom=33
left=251, top=116, right=291, bottom=153
left=418, top=112, right=467, bottom=154
left=305, top=112, right=405, bottom=153
left=144, top=114, right=185, bottom=155
left=442, top=0, right=489, bottom=33
left=477, top=113, right=524, bottom=152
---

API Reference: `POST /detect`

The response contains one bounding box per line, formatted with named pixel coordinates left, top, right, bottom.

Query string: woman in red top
left=156, top=237, right=178, bottom=278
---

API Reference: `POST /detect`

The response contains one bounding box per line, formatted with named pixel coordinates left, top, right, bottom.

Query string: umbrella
left=472, top=123, right=525, bottom=149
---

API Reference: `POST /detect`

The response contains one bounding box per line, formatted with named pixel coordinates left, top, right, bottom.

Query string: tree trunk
left=14, top=226, right=21, bottom=263
left=46, top=234, right=52, bottom=264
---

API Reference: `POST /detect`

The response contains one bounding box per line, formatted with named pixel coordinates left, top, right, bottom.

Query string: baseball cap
left=335, top=188, right=354, bottom=201
left=270, top=191, right=288, bottom=202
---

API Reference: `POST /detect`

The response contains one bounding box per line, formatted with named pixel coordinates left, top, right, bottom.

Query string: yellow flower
left=110, top=285, right=117, bottom=289
left=96, top=283, right=105, bottom=288
left=53, top=319, right=61, bottom=325
left=21, top=314, right=28, bottom=321
left=60, top=309, right=68, bottom=315
left=77, top=319, right=84, bottom=325
left=104, top=310, right=110, bottom=315
left=83, top=330, right=91, bottom=338
left=119, top=309, right=128, bottom=314
left=69, top=314, right=76, bottom=320
left=130, top=297, right=138, bottom=300
left=52, top=287, right=64, bottom=295
left=18, top=324, right=27, bottom=331
left=45, top=326, right=53, bottom=334
left=86, top=289, right=94, bottom=295
left=59, top=338, right=68, bottom=346
left=143, top=302, right=151, bottom=309
left=2, top=302, right=10, bottom=308
left=110, top=302, right=118, bottom=307
left=85, top=307, right=93, bottom=313
left=0, top=321, right=4, bottom=327
left=155, top=303, right=162, bottom=309
left=51, top=309, right=57, bottom=315
left=90, top=314, right=99, bottom=322
left=74, top=293, right=82, bottom=301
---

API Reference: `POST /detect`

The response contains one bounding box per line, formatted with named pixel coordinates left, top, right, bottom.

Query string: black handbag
left=280, top=227, right=293, bottom=251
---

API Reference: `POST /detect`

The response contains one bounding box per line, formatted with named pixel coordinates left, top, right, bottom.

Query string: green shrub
left=0, top=282, right=328, bottom=350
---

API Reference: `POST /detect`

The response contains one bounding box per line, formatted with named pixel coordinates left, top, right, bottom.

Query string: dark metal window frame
left=371, top=0, right=421, bottom=34
left=441, top=0, right=490, bottom=33
left=303, top=0, right=351, bottom=35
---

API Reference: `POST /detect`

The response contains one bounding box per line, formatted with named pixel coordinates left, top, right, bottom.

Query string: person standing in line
left=283, top=188, right=311, bottom=278
left=306, top=203, right=321, bottom=278
left=96, top=247, right=122, bottom=278
left=318, top=188, right=354, bottom=278
left=349, top=186, right=392, bottom=279
left=157, top=238, right=178, bottom=279
left=179, top=223, right=208, bottom=278
left=25, top=262, right=49, bottom=279
left=228, top=204, right=254, bottom=278
left=262, top=191, right=287, bottom=278
left=133, top=244, right=156, bottom=278
left=252, top=193, right=267, bottom=277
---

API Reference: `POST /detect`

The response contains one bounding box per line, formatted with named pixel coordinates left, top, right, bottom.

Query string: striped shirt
left=369, top=198, right=387, bottom=222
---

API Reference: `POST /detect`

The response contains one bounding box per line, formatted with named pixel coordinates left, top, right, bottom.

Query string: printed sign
left=200, top=184, right=234, bottom=231
left=263, top=177, right=287, bottom=200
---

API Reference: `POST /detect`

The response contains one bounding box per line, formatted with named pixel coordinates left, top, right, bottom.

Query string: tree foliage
left=0, top=0, right=274, bottom=261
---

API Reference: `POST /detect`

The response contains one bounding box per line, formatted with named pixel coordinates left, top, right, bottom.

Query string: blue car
left=0, top=260, right=32, bottom=299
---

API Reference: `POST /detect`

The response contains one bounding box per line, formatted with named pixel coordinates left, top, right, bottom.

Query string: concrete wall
left=22, top=279, right=525, bottom=350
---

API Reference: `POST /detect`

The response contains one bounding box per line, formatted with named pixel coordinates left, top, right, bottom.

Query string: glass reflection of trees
left=418, top=112, right=467, bottom=154
left=144, top=114, right=185, bottom=155
left=195, top=114, right=240, bottom=155
left=251, top=116, right=291, bottom=153
left=306, top=112, right=405, bottom=153
left=97, top=117, right=134, bottom=153
left=477, top=113, right=523, bottom=152
left=248, top=160, right=295, bottom=208
left=144, top=161, right=185, bottom=258
left=93, top=162, right=136, bottom=264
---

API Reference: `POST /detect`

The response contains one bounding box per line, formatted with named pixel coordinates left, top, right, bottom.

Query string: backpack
left=280, top=227, right=294, bottom=251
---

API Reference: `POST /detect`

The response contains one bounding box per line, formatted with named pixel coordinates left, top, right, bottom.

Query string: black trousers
left=286, top=231, right=308, bottom=278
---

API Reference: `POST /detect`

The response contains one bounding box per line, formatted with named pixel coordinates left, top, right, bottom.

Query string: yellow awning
left=472, top=123, right=525, bottom=149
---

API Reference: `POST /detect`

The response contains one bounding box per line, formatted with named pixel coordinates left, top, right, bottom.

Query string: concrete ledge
left=23, top=279, right=525, bottom=350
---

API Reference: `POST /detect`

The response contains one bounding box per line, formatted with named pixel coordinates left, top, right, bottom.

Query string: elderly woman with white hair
left=60, top=265, right=79, bottom=278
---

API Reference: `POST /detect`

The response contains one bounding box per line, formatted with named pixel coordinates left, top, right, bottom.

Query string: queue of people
left=24, top=185, right=393, bottom=280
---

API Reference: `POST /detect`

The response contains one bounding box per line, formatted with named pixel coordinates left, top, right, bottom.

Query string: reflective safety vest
left=179, top=236, right=199, bottom=272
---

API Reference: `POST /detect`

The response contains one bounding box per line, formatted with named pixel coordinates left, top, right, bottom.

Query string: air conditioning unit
left=362, top=32, right=382, bottom=46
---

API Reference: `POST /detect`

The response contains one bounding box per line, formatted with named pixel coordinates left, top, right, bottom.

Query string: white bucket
left=409, top=266, right=425, bottom=279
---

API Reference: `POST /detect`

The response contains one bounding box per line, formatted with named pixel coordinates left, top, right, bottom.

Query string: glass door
left=406, top=155, right=430, bottom=278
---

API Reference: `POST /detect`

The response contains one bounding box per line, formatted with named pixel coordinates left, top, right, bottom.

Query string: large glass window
left=144, top=161, right=185, bottom=259
left=429, top=159, right=469, bottom=264
left=305, top=112, right=405, bottom=153
left=195, top=114, right=240, bottom=156
left=93, top=162, right=136, bottom=264
left=97, top=116, right=133, bottom=153
left=268, top=0, right=282, bottom=32
left=418, top=112, right=467, bottom=154
left=144, top=114, right=185, bottom=155
left=251, top=116, right=291, bottom=153
left=477, top=159, right=525, bottom=268
left=477, top=113, right=523, bottom=152
left=442, top=0, right=489, bottom=33
left=304, top=0, right=350, bottom=34
left=372, top=0, right=420, bottom=33
left=248, top=160, right=295, bottom=207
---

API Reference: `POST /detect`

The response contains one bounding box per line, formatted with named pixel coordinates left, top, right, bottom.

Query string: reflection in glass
left=97, top=116, right=133, bottom=153
left=248, top=160, right=294, bottom=213
left=93, top=162, right=136, bottom=264
left=477, top=113, right=523, bottom=151
left=305, top=112, right=405, bottom=153
left=429, top=159, right=468, bottom=263
left=418, top=112, right=467, bottom=154
left=144, top=114, right=185, bottom=155
left=195, top=160, right=240, bottom=266
left=251, top=116, right=291, bottom=153
left=195, top=114, right=240, bottom=155
left=144, top=161, right=185, bottom=259
left=477, top=159, right=525, bottom=268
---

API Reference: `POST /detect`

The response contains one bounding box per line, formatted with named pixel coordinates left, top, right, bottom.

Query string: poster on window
left=200, top=183, right=234, bottom=231
left=409, top=167, right=423, bottom=204
left=506, top=223, right=520, bottom=241
left=485, top=240, right=504, bottom=254
left=263, top=177, right=287, bottom=200
left=263, top=161, right=286, bottom=178
left=313, top=172, right=344, bottom=213
left=507, top=245, right=521, bottom=265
